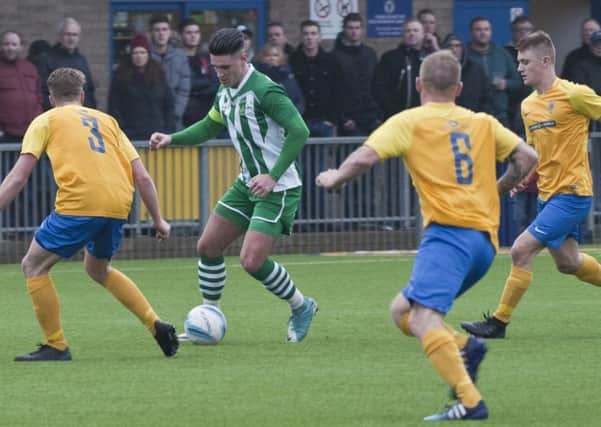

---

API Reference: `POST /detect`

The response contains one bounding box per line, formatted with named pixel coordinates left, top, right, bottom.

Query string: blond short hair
left=517, top=30, right=556, bottom=63
left=47, top=68, right=85, bottom=101
left=419, top=50, right=461, bottom=92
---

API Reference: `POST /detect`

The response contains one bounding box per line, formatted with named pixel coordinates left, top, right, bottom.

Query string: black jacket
left=108, top=67, right=175, bottom=140
left=457, top=59, right=494, bottom=115
left=571, top=53, right=601, bottom=95
left=38, top=43, right=96, bottom=110
left=331, top=33, right=380, bottom=125
left=255, top=63, right=305, bottom=113
left=561, top=45, right=593, bottom=81
left=289, top=47, right=345, bottom=123
left=183, top=52, right=218, bottom=126
left=373, top=44, right=426, bottom=119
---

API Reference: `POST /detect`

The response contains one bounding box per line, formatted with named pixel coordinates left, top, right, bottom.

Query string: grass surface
left=0, top=253, right=599, bottom=426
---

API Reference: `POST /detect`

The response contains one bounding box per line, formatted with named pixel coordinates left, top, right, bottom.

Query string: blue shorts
left=402, top=224, right=495, bottom=314
left=35, top=211, right=126, bottom=259
left=527, top=195, right=592, bottom=249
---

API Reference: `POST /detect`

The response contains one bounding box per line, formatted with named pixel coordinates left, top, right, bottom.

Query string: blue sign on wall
left=367, top=0, right=412, bottom=38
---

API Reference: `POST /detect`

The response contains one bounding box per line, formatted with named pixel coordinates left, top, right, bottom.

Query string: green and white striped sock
left=251, top=259, right=304, bottom=310
left=198, top=256, right=226, bottom=307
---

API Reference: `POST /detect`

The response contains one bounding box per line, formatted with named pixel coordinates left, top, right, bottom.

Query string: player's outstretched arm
left=316, top=146, right=381, bottom=191
left=497, top=141, right=538, bottom=195
left=131, top=158, right=170, bottom=240
left=0, top=154, right=37, bottom=209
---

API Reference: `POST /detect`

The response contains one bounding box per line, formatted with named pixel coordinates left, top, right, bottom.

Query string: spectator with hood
left=443, top=33, right=493, bottom=115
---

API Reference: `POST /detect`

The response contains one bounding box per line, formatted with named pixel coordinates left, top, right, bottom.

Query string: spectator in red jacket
left=0, top=31, right=42, bottom=142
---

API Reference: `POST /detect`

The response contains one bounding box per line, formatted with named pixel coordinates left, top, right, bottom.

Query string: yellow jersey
left=21, top=104, right=139, bottom=219
left=522, top=78, right=601, bottom=201
left=365, top=102, right=521, bottom=251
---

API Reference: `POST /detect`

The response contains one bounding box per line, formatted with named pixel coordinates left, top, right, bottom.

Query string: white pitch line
left=0, top=257, right=409, bottom=277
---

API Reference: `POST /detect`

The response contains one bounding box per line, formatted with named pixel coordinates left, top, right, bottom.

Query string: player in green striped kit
left=150, top=28, right=317, bottom=342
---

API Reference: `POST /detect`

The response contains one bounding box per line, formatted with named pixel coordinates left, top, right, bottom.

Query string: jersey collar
left=227, top=63, right=254, bottom=98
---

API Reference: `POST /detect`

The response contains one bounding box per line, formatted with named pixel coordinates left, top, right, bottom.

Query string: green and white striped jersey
left=213, top=65, right=302, bottom=191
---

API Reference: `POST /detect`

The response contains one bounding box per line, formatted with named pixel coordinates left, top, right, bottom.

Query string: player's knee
left=556, top=260, right=579, bottom=274
left=509, top=244, right=529, bottom=267
left=21, top=255, right=34, bottom=277
left=85, top=263, right=108, bottom=284
left=196, top=239, right=220, bottom=258
left=240, top=252, right=263, bottom=274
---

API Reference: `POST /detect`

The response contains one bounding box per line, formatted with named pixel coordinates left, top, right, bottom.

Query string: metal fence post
left=199, top=144, right=210, bottom=230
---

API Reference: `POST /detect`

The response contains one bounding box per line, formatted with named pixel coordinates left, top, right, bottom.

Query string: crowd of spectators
left=2, top=12, right=601, bottom=144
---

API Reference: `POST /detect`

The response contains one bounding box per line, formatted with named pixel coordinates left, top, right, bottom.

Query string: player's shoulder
left=248, top=68, right=286, bottom=96
left=555, top=78, right=595, bottom=98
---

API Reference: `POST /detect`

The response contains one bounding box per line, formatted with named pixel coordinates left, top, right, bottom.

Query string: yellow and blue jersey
left=21, top=104, right=139, bottom=219
left=365, top=102, right=521, bottom=251
left=522, top=78, right=601, bottom=201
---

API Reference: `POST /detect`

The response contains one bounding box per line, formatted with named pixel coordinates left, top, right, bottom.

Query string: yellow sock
left=26, top=275, right=67, bottom=351
left=422, top=328, right=482, bottom=408
left=493, top=265, right=533, bottom=323
left=398, top=313, right=468, bottom=350
left=575, top=254, right=601, bottom=286
left=103, top=269, right=159, bottom=335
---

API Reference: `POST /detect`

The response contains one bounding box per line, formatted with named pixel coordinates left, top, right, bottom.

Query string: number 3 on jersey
left=81, top=116, right=106, bottom=153
left=450, top=132, right=473, bottom=184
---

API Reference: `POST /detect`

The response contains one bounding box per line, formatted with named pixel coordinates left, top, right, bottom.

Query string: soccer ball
left=184, top=304, right=227, bottom=345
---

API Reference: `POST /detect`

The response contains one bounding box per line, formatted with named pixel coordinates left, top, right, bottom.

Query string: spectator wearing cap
left=149, top=14, right=190, bottom=130
left=442, top=33, right=493, bottom=115
left=108, top=33, right=175, bottom=140
left=237, top=25, right=255, bottom=62
left=570, top=30, right=601, bottom=96
left=38, top=17, right=96, bottom=110
left=179, top=18, right=218, bottom=126
left=0, top=30, right=43, bottom=142
left=562, top=18, right=600, bottom=81
left=267, top=22, right=294, bottom=56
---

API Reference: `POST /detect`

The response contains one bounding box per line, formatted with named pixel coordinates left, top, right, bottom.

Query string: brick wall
left=1, top=0, right=109, bottom=109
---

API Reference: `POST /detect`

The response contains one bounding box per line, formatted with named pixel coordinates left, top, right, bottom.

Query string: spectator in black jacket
left=417, top=9, right=441, bottom=53
left=255, top=44, right=304, bottom=113
left=332, top=13, right=380, bottom=136
left=562, top=18, right=600, bottom=81
left=571, top=30, right=601, bottom=95
left=373, top=18, right=427, bottom=119
left=443, top=33, right=493, bottom=115
left=108, top=33, right=175, bottom=140
left=290, top=20, right=344, bottom=137
left=179, top=18, right=218, bottom=126
left=38, top=17, right=96, bottom=110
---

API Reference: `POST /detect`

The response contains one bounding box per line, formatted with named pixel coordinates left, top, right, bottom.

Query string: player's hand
left=153, top=219, right=171, bottom=241
left=509, top=180, right=529, bottom=198
left=249, top=174, right=276, bottom=197
left=149, top=132, right=172, bottom=150
left=316, top=169, right=345, bottom=191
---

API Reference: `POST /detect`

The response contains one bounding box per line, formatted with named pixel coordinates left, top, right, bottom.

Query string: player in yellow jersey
left=317, top=51, right=536, bottom=421
left=0, top=68, right=179, bottom=361
left=461, top=31, right=601, bottom=339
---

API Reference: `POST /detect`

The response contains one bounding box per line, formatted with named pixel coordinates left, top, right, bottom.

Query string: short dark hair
left=267, top=21, right=284, bottom=30
left=179, top=17, right=200, bottom=33
left=300, top=20, right=320, bottom=31
left=343, top=13, right=362, bottom=27
left=149, top=14, right=170, bottom=28
left=209, top=28, right=245, bottom=55
left=417, top=9, right=435, bottom=19
left=511, top=15, right=532, bottom=27
left=470, top=16, right=490, bottom=28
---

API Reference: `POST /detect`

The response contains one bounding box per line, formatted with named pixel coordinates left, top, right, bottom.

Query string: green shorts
left=214, top=178, right=301, bottom=237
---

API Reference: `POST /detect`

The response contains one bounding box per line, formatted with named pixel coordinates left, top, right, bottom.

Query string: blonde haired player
left=0, top=68, right=178, bottom=361
left=316, top=50, right=537, bottom=421
left=462, top=31, right=601, bottom=339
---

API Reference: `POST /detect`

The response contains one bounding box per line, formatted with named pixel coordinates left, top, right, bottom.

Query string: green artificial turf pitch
left=0, top=253, right=599, bottom=426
